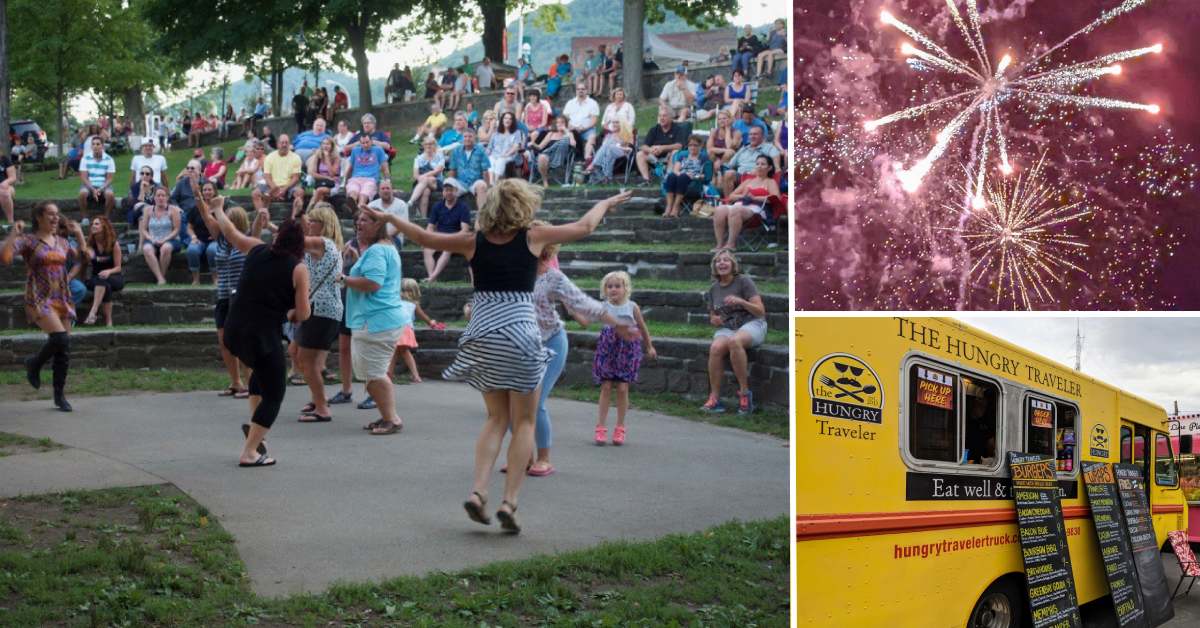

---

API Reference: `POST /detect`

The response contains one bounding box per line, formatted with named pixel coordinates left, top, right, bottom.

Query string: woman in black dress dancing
left=212, top=205, right=311, bottom=467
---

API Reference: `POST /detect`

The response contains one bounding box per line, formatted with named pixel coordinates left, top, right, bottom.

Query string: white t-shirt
left=563, top=97, right=599, bottom=131
left=602, top=102, right=636, bottom=129
left=368, top=197, right=410, bottom=239
left=130, top=154, right=168, bottom=185
left=475, top=64, right=495, bottom=90
left=660, top=79, right=697, bottom=110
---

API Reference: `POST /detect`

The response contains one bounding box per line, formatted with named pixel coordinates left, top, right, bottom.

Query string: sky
left=961, top=316, right=1200, bottom=414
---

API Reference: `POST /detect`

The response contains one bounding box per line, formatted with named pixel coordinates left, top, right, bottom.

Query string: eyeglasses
left=186, top=167, right=196, bottom=171
left=141, top=171, right=153, bottom=176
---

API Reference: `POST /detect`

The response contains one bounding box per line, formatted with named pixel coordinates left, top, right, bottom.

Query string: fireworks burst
left=866, top=0, right=1162, bottom=206
left=943, top=153, right=1093, bottom=309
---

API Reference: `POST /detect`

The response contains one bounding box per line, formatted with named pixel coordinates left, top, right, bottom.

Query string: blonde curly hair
left=307, top=203, right=344, bottom=250
left=476, top=178, right=542, bottom=235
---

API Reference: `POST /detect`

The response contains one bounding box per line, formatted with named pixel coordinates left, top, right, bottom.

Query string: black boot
left=24, top=333, right=62, bottom=390
left=50, top=333, right=71, bottom=412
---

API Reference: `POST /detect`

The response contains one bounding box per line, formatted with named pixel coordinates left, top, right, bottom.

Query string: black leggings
left=226, top=328, right=287, bottom=429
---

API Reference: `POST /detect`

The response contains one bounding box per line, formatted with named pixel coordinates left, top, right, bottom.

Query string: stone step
left=0, top=247, right=786, bottom=290
left=0, top=285, right=788, bottom=331
left=0, top=327, right=788, bottom=408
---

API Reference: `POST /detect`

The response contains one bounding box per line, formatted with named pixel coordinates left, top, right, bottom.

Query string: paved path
left=0, top=382, right=788, bottom=597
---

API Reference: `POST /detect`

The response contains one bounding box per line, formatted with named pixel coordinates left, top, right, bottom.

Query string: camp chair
left=732, top=171, right=786, bottom=252
left=1167, top=530, right=1200, bottom=599
left=528, top=143, right=575, bottom=187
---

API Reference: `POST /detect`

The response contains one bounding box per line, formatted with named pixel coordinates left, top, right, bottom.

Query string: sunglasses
left=833, top=362, right=864, bottom=377
left=141, top=171, right=153, bottom=176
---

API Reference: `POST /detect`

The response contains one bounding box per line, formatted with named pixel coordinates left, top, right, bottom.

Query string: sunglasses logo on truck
left=809, top=353, right=884, bottom=424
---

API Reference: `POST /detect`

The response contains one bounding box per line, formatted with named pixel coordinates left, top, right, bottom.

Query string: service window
left=1055, top=406, right=1077, bottom=474
left=1025, top=398, right=1056, bottom=457
left=1154, top=432, right=1178, bottom=486
left=908, top=363, right=1000, bottom=466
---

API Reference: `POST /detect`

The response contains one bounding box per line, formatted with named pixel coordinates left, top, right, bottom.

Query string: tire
left=967, top=578, right=1025, bottom=628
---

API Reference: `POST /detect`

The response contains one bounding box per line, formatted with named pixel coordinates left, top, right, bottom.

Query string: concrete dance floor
left=0, top=382, right=788, bottom=597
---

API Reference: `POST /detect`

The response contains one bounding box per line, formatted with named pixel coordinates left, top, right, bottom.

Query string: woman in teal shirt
left=342, top=210, right=408, bottom=435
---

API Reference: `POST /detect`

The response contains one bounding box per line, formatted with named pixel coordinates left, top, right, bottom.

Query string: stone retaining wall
left=0, top=327, right=788, bottom=408
left=0, top=287, right=788, bottom=331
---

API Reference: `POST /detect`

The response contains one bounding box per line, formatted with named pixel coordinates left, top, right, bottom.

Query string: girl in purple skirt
left=592, top=270, right=656, bottom=446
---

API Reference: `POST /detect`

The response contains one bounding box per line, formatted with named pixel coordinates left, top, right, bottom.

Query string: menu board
left=1008, top=452, right=1082, bottom=628
left=1081, top=462, right=1147, bottom=628
left=1113, top=464, right=1175, bottom=627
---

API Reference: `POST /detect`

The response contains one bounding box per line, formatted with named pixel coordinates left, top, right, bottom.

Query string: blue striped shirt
left=80, top=152, right=116, bottom=188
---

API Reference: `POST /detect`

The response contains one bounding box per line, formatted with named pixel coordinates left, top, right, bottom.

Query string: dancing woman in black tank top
left=213, top=205, right=311, bottom=467
left=367, top=179, right=631, bottom=534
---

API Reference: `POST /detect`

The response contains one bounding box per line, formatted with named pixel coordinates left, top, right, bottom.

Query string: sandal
left=496, top=500, right=520, bottom=534
left=234, top=389, right=250, bottom=399
left=298, top=412, right=332, bottom=423
left=238, top=453, right=276, bottom=468
left=370, top=420, right=402, bottom=435
left=218, top=386, right=239, bottom=397
left=528, top=463, right=556, bottom=477
left=362, top=419, right=384, bottom=431
left=288, top=373, right=305, bottom=386
left=300, top=402, right=316, bottom=414
left=463, top=491, right=491, bottom=525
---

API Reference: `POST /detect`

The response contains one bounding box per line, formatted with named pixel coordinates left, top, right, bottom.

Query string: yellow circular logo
left=808, top=353, right=884, bottom=424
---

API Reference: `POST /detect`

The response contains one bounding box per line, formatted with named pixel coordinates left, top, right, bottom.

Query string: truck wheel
left=967, top=578, right=1025, bottom=628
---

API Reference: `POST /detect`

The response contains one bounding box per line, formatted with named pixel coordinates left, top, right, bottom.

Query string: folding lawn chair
left=1167, top=530, right=1200, bottom=599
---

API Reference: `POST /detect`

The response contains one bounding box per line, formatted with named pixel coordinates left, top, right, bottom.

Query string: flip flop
left=370, top=421, right=402, bottom=435
left=496, top=501, right=520, bottom=534
left=362, top=419, right=384, bottom=431
left=218, top=387, right=238, bottom=397
left=238, top=454, right=276, bottom=468
left=300, top=402, right=316, bottom=413
left=241, top=424, right=267, bottom=456
left=233, top=389, right=250, bottom=399
left=527, top=464, right=556, bottom=477
left=463, top=491, right=491, bottom=525
left=298, top=412, right=332, bottom=423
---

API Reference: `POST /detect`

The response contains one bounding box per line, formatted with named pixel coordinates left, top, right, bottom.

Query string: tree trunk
left=124, top=86, right=145, bottom=134
left=0, top=0, right=10, bottom=155
left=480, top=0, right=507, bottom=63
left=346, top=19, right=372, bottom=109
left=622, top=0, right=645, bottom=103
left=55, top=88, right=65, bottom=162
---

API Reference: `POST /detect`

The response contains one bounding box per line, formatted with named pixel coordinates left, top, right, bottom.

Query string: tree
left=305, top=0, right=418, bottom=110
left=0, top=0, right=10, bottom=155
left=89, top=0, right=185, bottom=134
left=8, top=0, right=104, bottom=155
left=622, top=0, right=738, bottom=102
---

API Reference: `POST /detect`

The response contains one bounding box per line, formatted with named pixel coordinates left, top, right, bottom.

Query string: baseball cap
left=442, top=177, right=466, bottom=192
left=675, top=65, right=687, bottom=74
left=142, top=137, right=155, bottom=146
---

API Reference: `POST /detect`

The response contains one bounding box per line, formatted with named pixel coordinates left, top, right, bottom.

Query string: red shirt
left=334, top=92, right=348, bottom=107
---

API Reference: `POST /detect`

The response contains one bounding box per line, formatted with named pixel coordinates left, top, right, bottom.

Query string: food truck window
left=907, top=364, right=999, bottom=466
left=909, top=365, right=958, bottom=463
left=1120, top=426, right=1133, bottom=463
left=1155, top=432, right=1178, bottom=486
left=1025, top=397, right=1056, bottom=457
left=1054, top=404, right=1077, bottom=474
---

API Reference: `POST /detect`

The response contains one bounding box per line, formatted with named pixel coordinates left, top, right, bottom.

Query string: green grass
left=431, top=276, right=789, bottom=295
left=11, top=88, right=782, bottom=204
left=0, top=432, right=63, bottom=457
left=0, top=482, right=788, bottom=626
left=0, top=367, right=227, bottom=396
left=568, top=319, right=788, bottom=346
left=554, top=384, right=787, bottom=439
left=0, top=323, right=210, bottom=337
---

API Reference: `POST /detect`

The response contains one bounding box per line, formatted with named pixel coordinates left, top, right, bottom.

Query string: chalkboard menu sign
left=1081, top=461, right=1148, bottom=628
left=1008, top=452, right=1082, bottom=628
left=1113, top=464, right=1175, bottom=627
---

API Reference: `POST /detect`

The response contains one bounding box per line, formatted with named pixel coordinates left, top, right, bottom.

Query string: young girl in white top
left=388, top=278, right=444, bottom=383
left=591, top=271, right=656, bottom=445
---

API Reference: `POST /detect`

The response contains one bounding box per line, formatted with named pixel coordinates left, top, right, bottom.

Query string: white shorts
left=352, top=326, right=403, bottom=381
left=714, top=318, right=767, bottom=348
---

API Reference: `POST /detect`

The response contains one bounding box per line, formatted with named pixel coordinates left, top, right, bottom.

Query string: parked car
left=8, top=120, right=49, bottom=161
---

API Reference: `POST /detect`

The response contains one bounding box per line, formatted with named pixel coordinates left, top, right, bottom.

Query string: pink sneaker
left=594, top=425, right=607, bottom=445
left=613, top=425, right=626, bottom=446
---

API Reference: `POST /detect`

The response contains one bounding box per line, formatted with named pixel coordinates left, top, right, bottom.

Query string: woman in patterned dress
left=294, top=204, right=345, bottom=423
left=367, top=180, right=632, bottom=534
left=1, top=202, right=80, bottom=411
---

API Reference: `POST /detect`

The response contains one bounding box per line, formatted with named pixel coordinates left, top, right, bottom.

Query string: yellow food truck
left=795, top=317, right=1187, bottom=627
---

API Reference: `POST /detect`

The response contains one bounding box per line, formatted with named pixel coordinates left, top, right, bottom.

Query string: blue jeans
left=732, top=52, right=754, bottom=75
left=535, top=328, right=569, bottom=451
left=186, top=240, right=217, bottom=273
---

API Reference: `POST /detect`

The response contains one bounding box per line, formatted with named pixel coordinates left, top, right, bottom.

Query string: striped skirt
left=443, top=291, right=551, bottom=393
